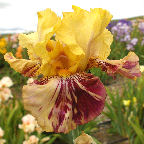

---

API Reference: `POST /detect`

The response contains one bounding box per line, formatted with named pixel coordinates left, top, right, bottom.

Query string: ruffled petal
left=37, top=8, right=61, bottom=41
left=90, top=29, right=113, bottom=60
left=4, top=53, right=40, bottom=77
left=88, top=52, right=141, bottom=80
left=22, top=72, right=106, bottom=133
left=56, top=6, right=112, bottom=70
left=18, top=33, right=39, bottom=60
left=32, top=40, right=84, bottom=77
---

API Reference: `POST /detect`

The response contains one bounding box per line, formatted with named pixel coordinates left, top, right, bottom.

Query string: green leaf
left=129, top=120, right=144, bottom=143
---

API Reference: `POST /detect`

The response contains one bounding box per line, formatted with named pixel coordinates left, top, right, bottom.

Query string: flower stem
left=71, top=127, right=80, bottom=144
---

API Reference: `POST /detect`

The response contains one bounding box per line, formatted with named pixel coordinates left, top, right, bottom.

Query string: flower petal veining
left=23, top=72, right=106, bottom=133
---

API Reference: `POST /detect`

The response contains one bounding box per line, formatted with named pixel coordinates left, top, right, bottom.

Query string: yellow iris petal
left=33, top=40, right=82, bottom=77
left=4, top=53, right=40, bottom=77
left=90, top=29, right=113, bottom=60
left=37, top=8, right=61, bottom=41
left=18, top=32, right=39, bottom=60
left=56, top=6, right=112, bottom=70
left=90, top=8, right=113, bottom=36
left=32, top=40, right=56, bottom=76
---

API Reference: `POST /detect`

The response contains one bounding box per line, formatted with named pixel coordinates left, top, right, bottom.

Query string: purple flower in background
left=111, top=22, right=132, bottom=41
left=107, top=19, right=139, bottom=52
left=107, top=19, right=131, bottom=31
left=126, top=38, right=138, bottom=51
left=126, top=44, right=134, bottom=51
left=111, top=26, right=118, bottom=34
left=138, top=22, right=144, bottom=33
left=119, top=19, right=132, bottom=26
left=141, top=38, right=144, bottom=46
left=107, top=21, right=117, bottom=31
left=123, top=35, right=131, bottom=42
left=131, top=38, right=138, bottom=45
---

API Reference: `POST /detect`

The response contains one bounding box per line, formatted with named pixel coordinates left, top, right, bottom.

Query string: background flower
left=123, top=100, right=131, bottom=106
left=23, top=135, right=39, bottom=144
left=16, top=46, right=23, bottom=59
left=0, top=76, right=13, bottom=88
left=138, top=22, right=144, bottom=33
left=0, top=87, right=13, bottom=103
left=19, top=114, right=37, bottom=133
left=0, top=127, right=6, bottom=144
left=0, top=127, right=4, bottom=138
left=0, top=38, right=7, bottom=54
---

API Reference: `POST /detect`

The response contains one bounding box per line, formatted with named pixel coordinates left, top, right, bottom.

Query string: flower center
left=54, top=52, right=71, bottom=77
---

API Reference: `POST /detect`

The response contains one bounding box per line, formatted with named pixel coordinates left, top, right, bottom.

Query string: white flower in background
left=0, top=127, right=4, bottom=138
left=0, top=77, right=13, bottom=88
left=0, top=127, right=6, bottom=144
left=23, top=135, right=39, bottom=144
left=12, top=44, right=18, bottom=49
left=28, top=135, right=39, bottom=144
left=19, top=114, right=37, bottom=133
left=0, top=87, right=13, bottom=102
left=27, top=78, right=34, bottom=85
left=0, top=77, right=13, bottom=103
left=0, top=139, right=6, bottom=144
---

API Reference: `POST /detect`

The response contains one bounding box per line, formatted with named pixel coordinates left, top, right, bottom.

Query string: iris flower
left=4, top=6, right=141, bottom=133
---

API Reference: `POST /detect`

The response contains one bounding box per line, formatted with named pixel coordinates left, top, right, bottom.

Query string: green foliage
left=104, top=75, right=144, bottom=144
left=90, top=67, right=113, bottom=85
left=129, top=120, right=144, bottom=143
left=108, top=38, right=128, bottom=60
left=0, top=99, right=61, bottom=144
left=0, top=99, right=26, bottom=144
left=0, top=98, right=100, bottom=144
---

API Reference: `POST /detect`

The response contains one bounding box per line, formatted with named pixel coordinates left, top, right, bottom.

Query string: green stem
left=71, top=127, right=80, bottom=144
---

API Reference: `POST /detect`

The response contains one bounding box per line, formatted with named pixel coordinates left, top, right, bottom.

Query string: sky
left=0, top=0, right=144, bottom=33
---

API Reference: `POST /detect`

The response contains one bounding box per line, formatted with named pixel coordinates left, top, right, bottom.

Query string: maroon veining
left=43, top=73, right=106, bottom=132
left=122, top=61, right=138, bottom=69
